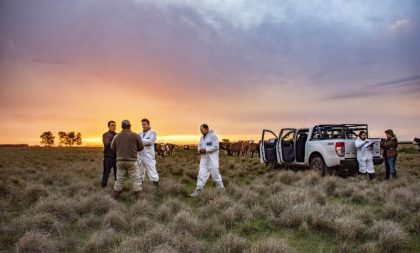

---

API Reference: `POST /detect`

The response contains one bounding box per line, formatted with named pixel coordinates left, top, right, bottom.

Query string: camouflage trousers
left=114, top=161, right=143, bottom=192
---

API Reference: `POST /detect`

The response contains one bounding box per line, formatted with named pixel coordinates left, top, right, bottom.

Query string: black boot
left=112, top=190, right=122, bottom=200
left=133, top=191, right=141, bottom=199
left=368, top=173, right=376, bottom=180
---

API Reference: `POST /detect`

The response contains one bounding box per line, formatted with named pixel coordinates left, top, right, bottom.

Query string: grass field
left=1, top=145, right=419, bottom=253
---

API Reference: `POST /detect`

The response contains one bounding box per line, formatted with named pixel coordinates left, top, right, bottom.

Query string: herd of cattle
left=220, top=140, right=261, bottom=158
left=155, top=138, right=420, bottom=158
left=154, top=140, right=261, bottom=158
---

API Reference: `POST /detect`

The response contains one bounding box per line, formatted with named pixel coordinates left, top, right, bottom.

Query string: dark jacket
left=111, top=129, right=144, bottom=161
left=381, top=137, right=398, bottom=158
left=103, top=131, right=117, bottom=158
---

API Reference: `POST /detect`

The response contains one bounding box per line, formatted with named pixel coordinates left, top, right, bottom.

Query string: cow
left=155, top=143, right=166, bottom=158
left=220, top=142, right=233, bottom=156
left=166, top=143, right=177, bottom=156
left=229, top=141, right=243, bottom=156
left=414, top=138, right=420, bottom=150
left=249, top=141, right=260, bottom=158
left=241, top=140, right=254, bottom=156
left=184, top=145, right=190, bottom=152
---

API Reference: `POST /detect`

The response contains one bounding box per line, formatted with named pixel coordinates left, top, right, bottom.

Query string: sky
left=0, top=0, right=419, bottom=145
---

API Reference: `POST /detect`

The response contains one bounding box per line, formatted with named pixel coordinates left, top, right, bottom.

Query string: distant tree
left=222, top=139, right=230, bottom=143
left=40, top=131, right=55, bottom=147
left=75, top=132, right=82, bottom=146
left=67, top=132, right=75, bottom=146
left=58, top=131, right=68, bottom=146
left=57, top=131, right=82, bottom=147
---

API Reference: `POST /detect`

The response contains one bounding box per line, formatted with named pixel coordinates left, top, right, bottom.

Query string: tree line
left=40, top=131, right=82, bottom=147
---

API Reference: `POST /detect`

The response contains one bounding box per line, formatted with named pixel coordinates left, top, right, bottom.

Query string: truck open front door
left=260, top=129, right=279, bottom=164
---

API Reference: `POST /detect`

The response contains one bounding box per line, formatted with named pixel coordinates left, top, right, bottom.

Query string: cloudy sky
left=0, top=0, right=419, bottom=145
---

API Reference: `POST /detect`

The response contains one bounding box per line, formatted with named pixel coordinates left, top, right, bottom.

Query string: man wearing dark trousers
left=101, top=120, right=117, bottom=188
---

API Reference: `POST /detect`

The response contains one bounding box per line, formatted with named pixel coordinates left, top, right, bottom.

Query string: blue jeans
left=385, top=157, right=397, bottom=179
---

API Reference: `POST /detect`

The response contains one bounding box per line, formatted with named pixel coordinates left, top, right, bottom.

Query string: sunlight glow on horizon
left=81, top=134, right=261, bottom=147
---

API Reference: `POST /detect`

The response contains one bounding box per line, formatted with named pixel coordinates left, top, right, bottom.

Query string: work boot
left=216, top=181, right=225, bottom=193
left=112, top=190, right=122, bottom=200
left=189, top=188, right=202, bottom=197
left=133, top=191, right=141, bottom=199
left=368, top=173, right=376, bottom=180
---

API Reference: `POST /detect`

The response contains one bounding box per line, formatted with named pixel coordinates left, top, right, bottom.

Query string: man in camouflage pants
left=111, top=120, right=144, bottom=199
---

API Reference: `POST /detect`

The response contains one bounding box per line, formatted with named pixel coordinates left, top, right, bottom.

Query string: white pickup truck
left=260, top=124, right=383, bottom=176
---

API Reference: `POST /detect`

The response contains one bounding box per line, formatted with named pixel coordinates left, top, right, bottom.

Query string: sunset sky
left=0, top=0, right=419, bottom=146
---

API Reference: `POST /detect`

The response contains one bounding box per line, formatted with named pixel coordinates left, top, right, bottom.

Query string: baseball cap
left=121, top=120, right=131, bottom=127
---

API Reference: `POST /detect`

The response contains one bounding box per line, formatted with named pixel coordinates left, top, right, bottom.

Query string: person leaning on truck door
left=380, top=129, right=398, bottom=180
left=355, top=131, right=376, bottom=180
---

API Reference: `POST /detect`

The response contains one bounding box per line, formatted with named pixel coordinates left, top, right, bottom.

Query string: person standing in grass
left=190, top=124, right=224, bottom=197
left=137, top=118, right=160, bottom=188
left=111, top=120, right=144, bottom=199
left=381, top=129, right=398, bottom=180
left=355, top=131, right=375, bottom=180
left=101, top=120, right=117, bottom=188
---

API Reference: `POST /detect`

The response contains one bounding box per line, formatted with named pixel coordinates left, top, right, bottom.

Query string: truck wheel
left=310, top=156, right=327, bottom=177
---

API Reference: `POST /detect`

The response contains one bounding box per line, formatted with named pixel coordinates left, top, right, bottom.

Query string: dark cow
left=241, top=141, right=252, bottom=156
left=249, top=141, right=260, bottom=158
left=230, top=141, right=243, bottom=156
left=414, top=138, right=420, bottom=150
left=220, top=142, right=233, bottom=156
left=184, top=145, right=190, bottom=152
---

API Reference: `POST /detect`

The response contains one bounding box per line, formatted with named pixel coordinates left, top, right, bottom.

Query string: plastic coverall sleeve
left=142, top=131, right=156, bottom=146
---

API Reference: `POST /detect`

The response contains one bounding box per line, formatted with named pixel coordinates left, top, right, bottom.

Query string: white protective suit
left=137, top=129, right=159, bottom=182
left=196, top=129, right=224, bottom=190
left=355, top=137, right=374, bottom=174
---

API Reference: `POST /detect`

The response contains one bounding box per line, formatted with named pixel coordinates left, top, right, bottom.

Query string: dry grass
left=0, top=146, right=419, bottom=252
left=24, top=184, right=49, bottom=203
left=247, top=237, right=294, bottom=253
left=79, top=192, right=120, bottom=216
left=16, top=231, right=58, bottom=253
left=171, top=210, right=200, bottom=235
left=33, top=194, right=80, bottom=222
left=103, top=210, right=128, bottom=231
left=369, top=220, right=409, bottom=253
left=215, top=232, right=250, bottom=253
left=84, top=229, right=117, bottom=253
left=13, top=212, right=64, bottom=237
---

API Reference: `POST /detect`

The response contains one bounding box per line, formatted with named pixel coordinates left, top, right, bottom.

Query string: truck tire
left=310, top=156, right=327, bottom=177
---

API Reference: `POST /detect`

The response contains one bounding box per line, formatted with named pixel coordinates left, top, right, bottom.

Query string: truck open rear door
left=260, top=129, right=279, bottom=164
left=278, top=128, right=297, bottom=163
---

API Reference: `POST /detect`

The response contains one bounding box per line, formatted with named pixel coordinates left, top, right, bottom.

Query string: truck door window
left=283, top=131, right=295, bottom=142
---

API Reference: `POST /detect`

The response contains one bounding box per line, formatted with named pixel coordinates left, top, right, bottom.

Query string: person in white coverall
left=190, top=124, right=224, bottom=197
left=137, top=118, right=160, bottom=187
left=355, top=130, right=376, bottom=180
